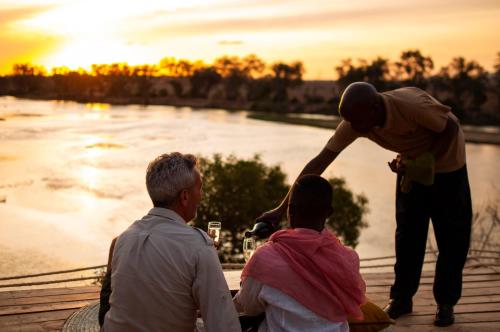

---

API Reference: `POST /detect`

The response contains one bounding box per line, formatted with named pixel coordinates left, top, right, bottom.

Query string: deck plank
left=1, top=268, right=499, bottom=331
left=0, top=293, right=100, bottom=307
left=1, top=319, right=66, bottom=332
left=0, top=299, right=97, bottom=316
left=0, top=309, right=78, bottom=327
left=0, top=287, right=100, bottom=300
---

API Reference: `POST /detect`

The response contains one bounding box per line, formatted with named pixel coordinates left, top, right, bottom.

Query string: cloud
left=0, top=5, right=55, bottom=30
left=218, top=40, right=244, bottom=45
left=129, top=0, right=500, bottom=40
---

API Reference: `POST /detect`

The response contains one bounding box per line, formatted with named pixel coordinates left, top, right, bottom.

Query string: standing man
left=257, top=82, right=472, bottom=327
left=103, top=152, right=241, bottom=332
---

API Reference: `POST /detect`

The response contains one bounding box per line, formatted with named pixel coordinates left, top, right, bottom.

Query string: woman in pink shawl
left=234, top=175, right=366, bottom=332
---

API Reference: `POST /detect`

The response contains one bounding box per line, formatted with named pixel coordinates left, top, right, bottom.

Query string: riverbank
left=248, top=113, right=500, bottom=146
left=2, top=95, right=500, bottom=145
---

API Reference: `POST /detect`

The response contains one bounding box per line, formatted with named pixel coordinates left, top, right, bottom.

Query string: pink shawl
left=241, top=228, right=366, bottom=321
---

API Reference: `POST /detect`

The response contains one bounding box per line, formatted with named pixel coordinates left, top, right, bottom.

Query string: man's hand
left=388, top=155, right=406, bottom=175
left=255, top=207, right=285, bottom=227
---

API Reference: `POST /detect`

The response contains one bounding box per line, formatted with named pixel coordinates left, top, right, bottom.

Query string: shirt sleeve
left=192, top=247, right=241, bottom=332
left=412, top=90, right=451, bottom=133
left=233, top=277, right=266, bottom=316
left=325, top=120, right=359, bottom=153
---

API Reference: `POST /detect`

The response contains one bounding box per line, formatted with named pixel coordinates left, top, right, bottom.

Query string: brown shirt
left=102, top=208, right=241, bottom=332
left=326, top=87, right=466, bottom=173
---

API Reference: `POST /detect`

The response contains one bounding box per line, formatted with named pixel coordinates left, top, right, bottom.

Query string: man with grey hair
left=103, top=152, right=241, bottom=332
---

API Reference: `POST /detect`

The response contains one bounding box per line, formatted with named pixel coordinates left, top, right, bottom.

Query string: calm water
left=1, top=96, right=499, bottom=275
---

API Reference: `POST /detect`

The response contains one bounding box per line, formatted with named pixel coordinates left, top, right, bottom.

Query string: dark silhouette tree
left=271, top=61, right=304, bottom=102
left=192, top=154, right=369, bottom=262
left=10, top=63, right=47, bottom=95
left=214, top=56, right=246, bottom=100
left=439, top=57, right=488, bottom=116
left=189, top=67, right=222, bottom=98
left=336, top=57, right=390, bottom=92
left=395, top=49, right=434, bottom=89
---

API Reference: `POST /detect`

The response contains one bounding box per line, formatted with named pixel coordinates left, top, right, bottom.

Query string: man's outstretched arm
left=256, top=147, right=340, bottom=225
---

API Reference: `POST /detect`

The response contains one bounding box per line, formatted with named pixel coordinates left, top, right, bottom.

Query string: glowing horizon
left=1, top=0, right=499, bottom=79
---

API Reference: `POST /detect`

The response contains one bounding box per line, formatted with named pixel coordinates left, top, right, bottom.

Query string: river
left=1, top=96, right=499, bottom=276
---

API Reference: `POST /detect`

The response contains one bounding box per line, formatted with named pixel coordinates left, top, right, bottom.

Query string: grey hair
left=146, top=152, right=198, bottom=207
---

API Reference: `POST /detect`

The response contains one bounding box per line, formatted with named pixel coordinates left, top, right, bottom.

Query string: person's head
left=287, top=174, right=333, bottom=232
left=338, top=82, right=385, bottom=133
left=146, top=152, right=202, bottom=222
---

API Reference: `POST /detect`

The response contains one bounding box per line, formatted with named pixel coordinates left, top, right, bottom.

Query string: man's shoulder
left=191, top=227, right=214, bottom=246
left=382, top=86, right=427, bottom=101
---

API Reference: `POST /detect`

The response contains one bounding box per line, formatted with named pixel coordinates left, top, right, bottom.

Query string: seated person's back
left=103, top=153, right=240, bottom=332
left=234, top=175, right=366, bottom=332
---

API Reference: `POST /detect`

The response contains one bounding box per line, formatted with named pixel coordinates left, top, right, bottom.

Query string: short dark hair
left=288, top=174, right=333, bottom=230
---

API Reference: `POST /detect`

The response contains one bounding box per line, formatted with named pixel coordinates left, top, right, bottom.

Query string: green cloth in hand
left=400, top=152, right=435, bottom=193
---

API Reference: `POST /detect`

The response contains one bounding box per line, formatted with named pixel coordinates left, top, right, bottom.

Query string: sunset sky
left=1, top=0, right=499, bottom=79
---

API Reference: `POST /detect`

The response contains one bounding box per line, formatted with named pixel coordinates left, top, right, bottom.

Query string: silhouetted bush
left=191, top=154, right=369, bottom=262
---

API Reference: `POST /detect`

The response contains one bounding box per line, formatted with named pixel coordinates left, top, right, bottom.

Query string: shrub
left=192, top=154, right=369, bottom=261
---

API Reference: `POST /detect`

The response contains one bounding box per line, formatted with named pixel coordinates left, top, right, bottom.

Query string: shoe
left=383, top=299, right=413, bottom=319
left=434, top=304, right=454, bottom=327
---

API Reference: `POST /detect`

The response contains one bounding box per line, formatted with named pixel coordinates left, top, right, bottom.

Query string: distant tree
left=365, top=57, right=391, bottom=90
left=158, top=57, right=177, bottom=76
left=395, top=49, right=434, bottom=89
left=213, top=56, right=246, bottom=100
left=132, top=65, right=156, bottom=100
left=12, top=63, right=46, bottom=76
left=242, top=54, right=266, bottom=78
left=439, top=57, right=489, bottom=115
left=271, top=61, right=304, bottom=101
left=176, top=59, right=196, bottom=77
left=189, top=67, right=222, bottom=98
left=335, top=57, right=390, bottom=92
left=335, top=58, right=366, bottom=91
left=212, top=54, right=267, bottom=101
left=10, top=63, right=47, bottom=94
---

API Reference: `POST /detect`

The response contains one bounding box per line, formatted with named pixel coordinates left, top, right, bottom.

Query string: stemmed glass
left=243, top=237, right=256, bottom=262
left=207, top=221, right=221, bottom=248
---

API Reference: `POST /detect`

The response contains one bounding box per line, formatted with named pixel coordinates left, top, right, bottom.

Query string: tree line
left=0, top=50, right=499, bottom=124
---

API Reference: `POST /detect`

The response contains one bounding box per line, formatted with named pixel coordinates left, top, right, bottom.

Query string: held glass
left=243, top=237, right=256, bottom=262
left=207, top=221, right=221, bottom=247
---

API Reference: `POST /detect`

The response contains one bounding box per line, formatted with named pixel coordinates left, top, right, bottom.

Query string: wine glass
left=243, top=237, right=256, bottom=262
left=207, top=221, right=221, bottom=248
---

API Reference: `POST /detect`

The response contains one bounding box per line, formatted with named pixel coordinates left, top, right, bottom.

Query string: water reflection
left=80, top=166, right=100, bottom=191
left=85, top=103, right=111, bottom=111
left=1, top=96, right=499, bottom=275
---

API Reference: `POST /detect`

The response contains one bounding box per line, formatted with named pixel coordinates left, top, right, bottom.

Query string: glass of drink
left=243, top=237, right=256, bottom=262
left=207, top=221, right=221, bottom=248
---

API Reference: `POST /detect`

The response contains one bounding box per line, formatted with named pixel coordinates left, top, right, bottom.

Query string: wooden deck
left=1, top=266, right=499, bottom=331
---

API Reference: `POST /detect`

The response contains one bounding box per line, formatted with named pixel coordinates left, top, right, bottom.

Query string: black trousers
left=390, top=165, right=472, bottom=305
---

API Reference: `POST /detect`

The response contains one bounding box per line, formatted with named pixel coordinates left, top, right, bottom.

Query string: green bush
left=327, top=178, right=369, bottom=248
left=192, top=154, right=369, bottom=262
left=192, top=154, right=289, bottom=262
